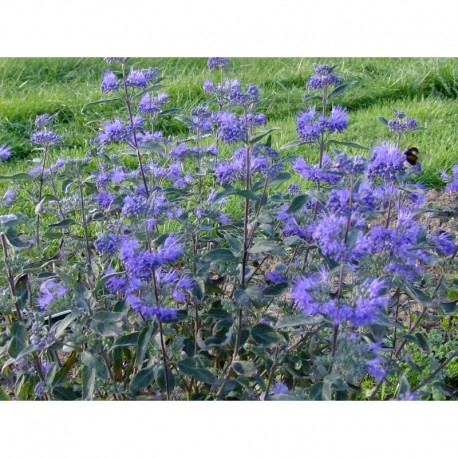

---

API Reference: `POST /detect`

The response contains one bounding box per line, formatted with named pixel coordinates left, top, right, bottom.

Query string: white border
left=0, top=1, right=456, bottom=456
left=0, top=402, right=455, bottom=457
left=0, top=0, right=456, bottom=57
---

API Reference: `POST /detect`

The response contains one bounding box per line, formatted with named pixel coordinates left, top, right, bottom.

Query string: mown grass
left=0, top=57, right=457, bottom=188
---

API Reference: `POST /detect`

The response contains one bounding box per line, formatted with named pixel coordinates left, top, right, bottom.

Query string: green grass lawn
left=0, top=57, right=457, bottom=187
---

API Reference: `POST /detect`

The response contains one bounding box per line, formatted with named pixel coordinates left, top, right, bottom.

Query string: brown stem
left=121, top=64, right=149, bottom=198
left=78, top=179, right=92, bottom=266
left=36, top=146, right=49, bottom=258
left=1, top=234, right=22, bottom=321
left=263, top=348, right=279, bottom=401
left=411, top=347, right=458, bottom=393
left=368, top=307, right=427, bottom=400
left=158, top=321, right=171, bottom=401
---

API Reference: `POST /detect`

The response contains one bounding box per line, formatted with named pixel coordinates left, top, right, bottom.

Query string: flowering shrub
left=0, top=59, right=457, bottom=401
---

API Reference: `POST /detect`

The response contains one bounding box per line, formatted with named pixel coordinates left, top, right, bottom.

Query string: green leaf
left=94, top=272, right=125, bottom=293
left=263, top=282, right=289, bottom=298
left=53, top=312, right=78, bottom=339
left=413, top=332, right=429, bottom=352
left=249, top=128, right=280, bottom=145
left=0, top=173, right=32, bottom=182
left=251, top=324, right=287, bottom=348
left=0, top=386, right=11, bottom=400
left=156, top=365, right=175, bottom=392
left=88, top=314, right=123, bottom=337
left=52, top=386, right=79, bottom=400
left=403, top=283, right=430, bottom=305
left=81, top=97, right=122, bottom=112
left=234, top=289, right=252, bottom=308
left=45, top=362, right=59, bottom=387
left=55, top=267, right=75, bottom=288
left=328, top=139, right=369, bottom=150
left=82, top=367, right=96, bottom=400
left=136, top=322, right=156, bottom=369
left=81, top=351, right=108, bottom=379
left=276, top=314, right=322, bottom=328
left=224, top=233, right=242, bottom=257
left=0, top=214, right=26, bottom=228
left=232, top=360, right=257, bottom=377
left=327, top=81, right=357, bottom=99
left=158, top=108, right=182, bottom=117
left=377, top=116, right=389, bottom=125
left=401, top=334, right=429, bottom=352
left=439, top=300, right=458, bottom=314
left=15, top=344, right=38, bottom=360
left=48, top=219, right=77, bottom=229
left=113, top=332, right=140, bottom=348
left=280, top=139, right=315, bottom=150
left=249, top=240, right=282, bottom=254
left=7, top=323, right=27, bottom=358
left=14, top=274, right=29, bottom=309
left=130, top=366, right=155, bottom=392
left=309, top=381, right=324, bottom=400
left=177, top=357, right=216, bottom=383
left=302, top=94, right=322, bottom=103
left=202, top=248, right=236, bottom=263
left=207, top=306, right=230, bottom=319
left=4, top=231, right=30, bottom=249
left=35, top=194, right=57, bottom=215
left=43, top=230, right=64, bottom=240
left=233, top=189, right=260, bottom=201
left=398, top=375, right=411, bottom=396
left=53, top=350, right=78, bottom=386
left=267, top=172, right=291, bottom=187
left=287, top=194, right=309, bottom=214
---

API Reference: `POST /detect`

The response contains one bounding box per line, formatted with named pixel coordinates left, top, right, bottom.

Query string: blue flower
left=326, top=106, right=348, bottom=133
left=101, top=70, right=121, bottom=93
left=442, top=165, right=458, bottom=192
left=247, top=112, right=267, bottom=127
left=215, top=161, right=243, bottom=184
left=95, top=191, right=115, bottom=209
left=0, top=145, right=12, bottom=161
left=266, top=271, right=286, bottom=284
left=104, top=58, right=127, bottom=63
left=296, top=107, right=326, bottom=142
left=352, top=278, right=388, bottom=326
left=35, top=114, right=54, bottom=129
left=387, top=111, right=418, bottom=133
left=271, top=383, right=288, bottom=395
left=430, top=231, right=456, bottom=256
left=190, top=106, right=213, bottom=134
left=126, top=68, right=147, bottom=88
left=2, top=189, right=16, bottom=207
left=207, top=57, right=230, bottom=71
left=94, top=232, right=121, bottom=256
left=31, top=131, right=61, bottom=145
left=144, top=67, right=160, bottom=83
left=228, top=82, right=260, bottom=107
left=138, top=93, right=168, bottom=114
left=121, top=195, right=149, bottom=218
left=293, top=157, right=340, bottom=185
left=313, top=214, right=370, bottom=263
left=38, top=280, right=67, bottom=310
left=367, top=143, right=404, bottom=181
left=307, top=64, right=341, bottom=90
left=97, top=118, right=127, bottom=144
left=216, top=112, right=247, bottom=144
